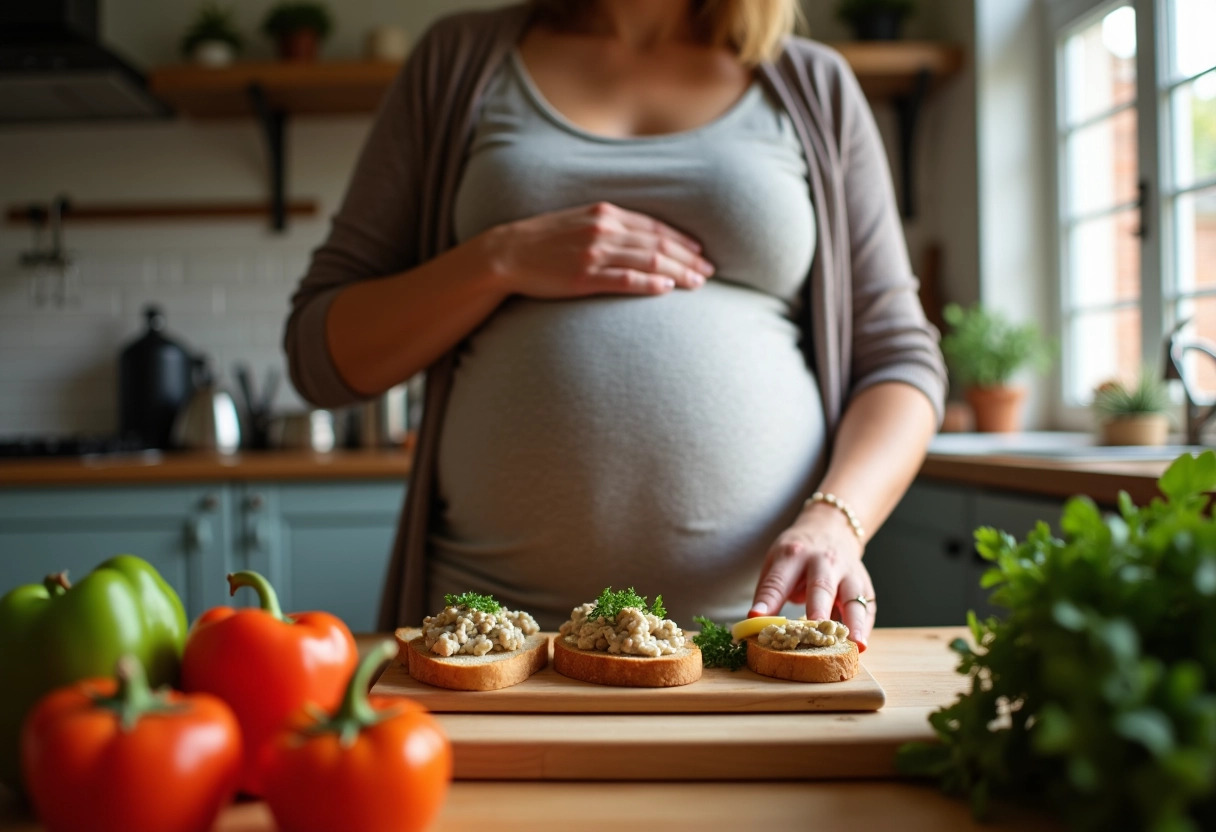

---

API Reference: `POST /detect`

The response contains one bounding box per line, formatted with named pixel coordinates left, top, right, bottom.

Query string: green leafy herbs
left=692, top=617, right=747, bottom=671
left=443, top=592, right=500, bottom=615
left=939, top=303, right=1055, bottom=388
left=586, top=587, right=666, bottom=622
left=1092, top=371, right=1171, bottom=418
left=896, top=451, right=1216, bottom=832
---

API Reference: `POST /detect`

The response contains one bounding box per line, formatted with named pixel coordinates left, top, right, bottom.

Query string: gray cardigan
left=281, top=3, right=948, bottom=629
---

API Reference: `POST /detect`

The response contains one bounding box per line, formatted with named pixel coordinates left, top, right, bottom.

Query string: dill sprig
left=586, top=586, right=666, bottom=621
left=692, top=617, right=747, bottom=671
left=444, top=592, right=501, bottom=614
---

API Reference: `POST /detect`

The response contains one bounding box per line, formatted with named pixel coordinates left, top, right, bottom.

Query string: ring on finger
left=844, top=595, right=875, bottom=610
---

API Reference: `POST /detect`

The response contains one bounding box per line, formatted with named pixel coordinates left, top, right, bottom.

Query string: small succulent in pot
left=261, top=2, right=334, bottom=62
left=836, top=0, right=916, bottom=41
left=1092, top=371, right=1171, bottom=446
left=180, top=2, right=243, bottom=67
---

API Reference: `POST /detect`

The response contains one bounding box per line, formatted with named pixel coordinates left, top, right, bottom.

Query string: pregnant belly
left=434, top=281, right=826, bottom=613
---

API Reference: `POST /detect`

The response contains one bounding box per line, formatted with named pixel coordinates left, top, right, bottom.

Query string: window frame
left=1046, top=0, right=1165, bottom=428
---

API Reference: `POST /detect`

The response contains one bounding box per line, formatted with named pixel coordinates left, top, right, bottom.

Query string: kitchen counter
left=0, top=448, right=412, bottom=486
left=920, top=452, right=1168, bottom=506
left=0, top=627, right=1057, bottom=831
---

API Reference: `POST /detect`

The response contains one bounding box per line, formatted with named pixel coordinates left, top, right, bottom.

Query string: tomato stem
left=311, top=640, right=399, bottom=748
left=227, top=570, right=291, bottom=623
left=43, top=572, right=71, bottom=595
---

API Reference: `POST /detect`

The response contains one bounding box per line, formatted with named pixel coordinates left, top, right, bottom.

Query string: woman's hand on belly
left=477, top=201, right=714, bottom=299
left=748, top=503, right=876, bottom=651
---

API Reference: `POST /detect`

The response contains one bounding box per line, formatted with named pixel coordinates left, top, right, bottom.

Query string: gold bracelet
left=805, top=491, right=866, bottom=544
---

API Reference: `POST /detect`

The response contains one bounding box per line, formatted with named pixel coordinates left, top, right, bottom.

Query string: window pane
left=1175, top=297, right=1216, bottom=393
left=1064, top=5, right=1136, bottom=126
left=1068, top=209, right=1141, bottom=307
left=1066, top=107, right=1138, bottom=216
left=1069, top=307, right=1141, bottom=401
left=1173, top=187, right=1216, bottom=293
left=1172, top=70, right=1216, bottom=189
left=1173, top=0, right=1216, bottom=79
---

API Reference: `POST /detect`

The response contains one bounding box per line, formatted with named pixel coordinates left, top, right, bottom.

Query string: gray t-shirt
left=429, top=51, right=823, bottom=629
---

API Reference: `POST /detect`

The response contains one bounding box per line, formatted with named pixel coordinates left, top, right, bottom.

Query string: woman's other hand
left=478, top=201, right=714, bottom=298
left=748, top=502, right=875, bottom=651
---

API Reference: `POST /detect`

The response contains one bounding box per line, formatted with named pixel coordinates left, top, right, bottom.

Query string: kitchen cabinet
left=0, top=480, right=405, bottom=629
left=865, top=480, right=1067, bottom=626
left=235, top=482, right=405, bottom=631
left=0, top=485, right=234, bottom=619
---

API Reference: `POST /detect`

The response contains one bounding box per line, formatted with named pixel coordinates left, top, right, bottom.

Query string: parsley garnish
left=897, top=451, right=1216, bottom=828
left=586, top=587, right=666, bottom=621
left=692, top=617, right=747, bottom=671
left=443, top=592, right=500, bottom=614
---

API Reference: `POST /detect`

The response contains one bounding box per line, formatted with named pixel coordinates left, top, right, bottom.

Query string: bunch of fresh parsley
left=444, top=592, right=501, bottom=614
left=897, top=452, right=1216, bottom=832
left=692, top=617, right=747, bottom=670
left=586, top=587, right=666, bottom=621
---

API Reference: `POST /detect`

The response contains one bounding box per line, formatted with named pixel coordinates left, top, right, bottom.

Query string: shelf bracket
left=893, top=68, right=932, bottom=221
left=246, top=83, right=288, bottom=232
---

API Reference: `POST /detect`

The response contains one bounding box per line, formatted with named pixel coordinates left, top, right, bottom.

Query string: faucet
left=1163, top=319, right=1216, bottom=445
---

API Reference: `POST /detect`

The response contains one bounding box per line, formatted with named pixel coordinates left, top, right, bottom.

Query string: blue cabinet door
left=238, top=482, right=406, bottom=632
left=0, top=486, right=232, bottom=622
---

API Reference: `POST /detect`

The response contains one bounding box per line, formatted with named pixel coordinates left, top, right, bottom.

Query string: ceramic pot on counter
left=118, top=306, right=197, bottom=449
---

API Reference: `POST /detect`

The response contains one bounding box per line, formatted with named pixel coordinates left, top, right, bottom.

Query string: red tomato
left=21, top=656, right=241, bottom=832
left=263, top=641, right=452, bottom=832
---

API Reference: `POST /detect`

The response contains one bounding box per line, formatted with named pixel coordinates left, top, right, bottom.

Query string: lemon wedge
left=730, top=616, right=787, bottom=641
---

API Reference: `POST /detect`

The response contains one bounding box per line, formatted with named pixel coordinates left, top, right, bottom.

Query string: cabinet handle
left=944, top=539, right=964, bottom=559
left=246, top=494, right=264, bottom=511
left=184, top=516, right=213, bottom=551
left=200, top=494, right=218, bottom=512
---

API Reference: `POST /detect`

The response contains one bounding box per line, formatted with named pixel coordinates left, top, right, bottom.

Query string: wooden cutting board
left=372, top=633, right=885, bottom=713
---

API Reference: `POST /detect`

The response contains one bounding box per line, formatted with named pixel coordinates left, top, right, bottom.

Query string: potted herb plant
left=261, top=2, right=333, bottom=62
left=836, top=0, right=916, bottom=40
left=1092, top=372, right=1171, bottom=446
left=940, top=303, right=1053, bottom=433
left=180, top=2, right=243, bottom=67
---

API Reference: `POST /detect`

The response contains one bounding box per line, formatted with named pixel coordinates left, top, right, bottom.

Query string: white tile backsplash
left=0, top=242, right=313, bottom=435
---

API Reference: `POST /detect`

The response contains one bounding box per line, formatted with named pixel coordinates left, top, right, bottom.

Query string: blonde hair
left=528, top=0, right=799, bottom=66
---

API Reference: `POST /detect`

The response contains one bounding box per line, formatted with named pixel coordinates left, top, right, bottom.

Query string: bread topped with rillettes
left=734, top=617, right=859, bottom=683
left=552, top=587, right=702, bottom=688
left=396, top=592, right=548, bottom=691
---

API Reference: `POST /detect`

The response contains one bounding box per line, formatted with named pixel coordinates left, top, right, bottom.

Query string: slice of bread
left=552, top=636, right=702, bottom=687
left=395, top=628, right=549, bottom=691
left=745, top=636, right=859, bottom=683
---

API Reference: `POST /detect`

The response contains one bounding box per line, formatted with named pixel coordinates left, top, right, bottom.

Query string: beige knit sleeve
left=836, top=60, right=949, bottom=421
left=281, top=25, right=439, bottom=408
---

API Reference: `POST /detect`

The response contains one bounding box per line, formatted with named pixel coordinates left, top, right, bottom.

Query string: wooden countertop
left=921, top=452, right=1167, bottom=506
left=0, top=449, right=412, bottom=486
left=0, top=627, right=1058, bottom=831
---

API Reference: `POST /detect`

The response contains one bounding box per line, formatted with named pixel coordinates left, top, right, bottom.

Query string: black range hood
left=0, top=0, right=170, bottom=124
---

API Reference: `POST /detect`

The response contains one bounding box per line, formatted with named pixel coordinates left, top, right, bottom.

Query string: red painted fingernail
left=856, top=641, right=867, bottom=653
left=748, top=607, right=766, bottom=618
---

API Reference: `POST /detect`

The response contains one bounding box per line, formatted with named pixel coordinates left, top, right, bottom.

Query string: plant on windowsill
left=261, top=2, right=333, bottom=63
left=180, top=2, right=243, bottom=67
left=940, top=303, right=1054, bottom=433
left=1092, top=371, right=1171, bottom=446
left=835, top=0, right=916, bottom=41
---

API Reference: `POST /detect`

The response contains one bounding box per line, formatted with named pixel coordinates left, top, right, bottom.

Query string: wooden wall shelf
left=144, top=44, right=963, bottom=227
left=149, top=61, right=401, bottom=118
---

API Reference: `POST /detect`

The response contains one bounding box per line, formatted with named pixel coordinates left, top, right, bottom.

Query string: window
left=1051, top=0, right=1216, bottom=407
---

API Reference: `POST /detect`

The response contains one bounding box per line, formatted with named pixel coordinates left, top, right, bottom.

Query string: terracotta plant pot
left=277, top=29, right=320, bottom=62
left=1099, top=414, right=1170, bottom=446
left=965, top=386, right=1026, bottom=433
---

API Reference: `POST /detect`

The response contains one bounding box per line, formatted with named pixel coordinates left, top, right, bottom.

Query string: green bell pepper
left=0, top=554, right=187, bottom=789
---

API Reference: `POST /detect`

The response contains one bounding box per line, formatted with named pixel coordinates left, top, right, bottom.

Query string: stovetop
left=0, top=435, right=156, bottom=458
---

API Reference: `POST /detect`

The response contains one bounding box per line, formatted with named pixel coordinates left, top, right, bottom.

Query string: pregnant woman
left=284, top=0, right=946, bottom=649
